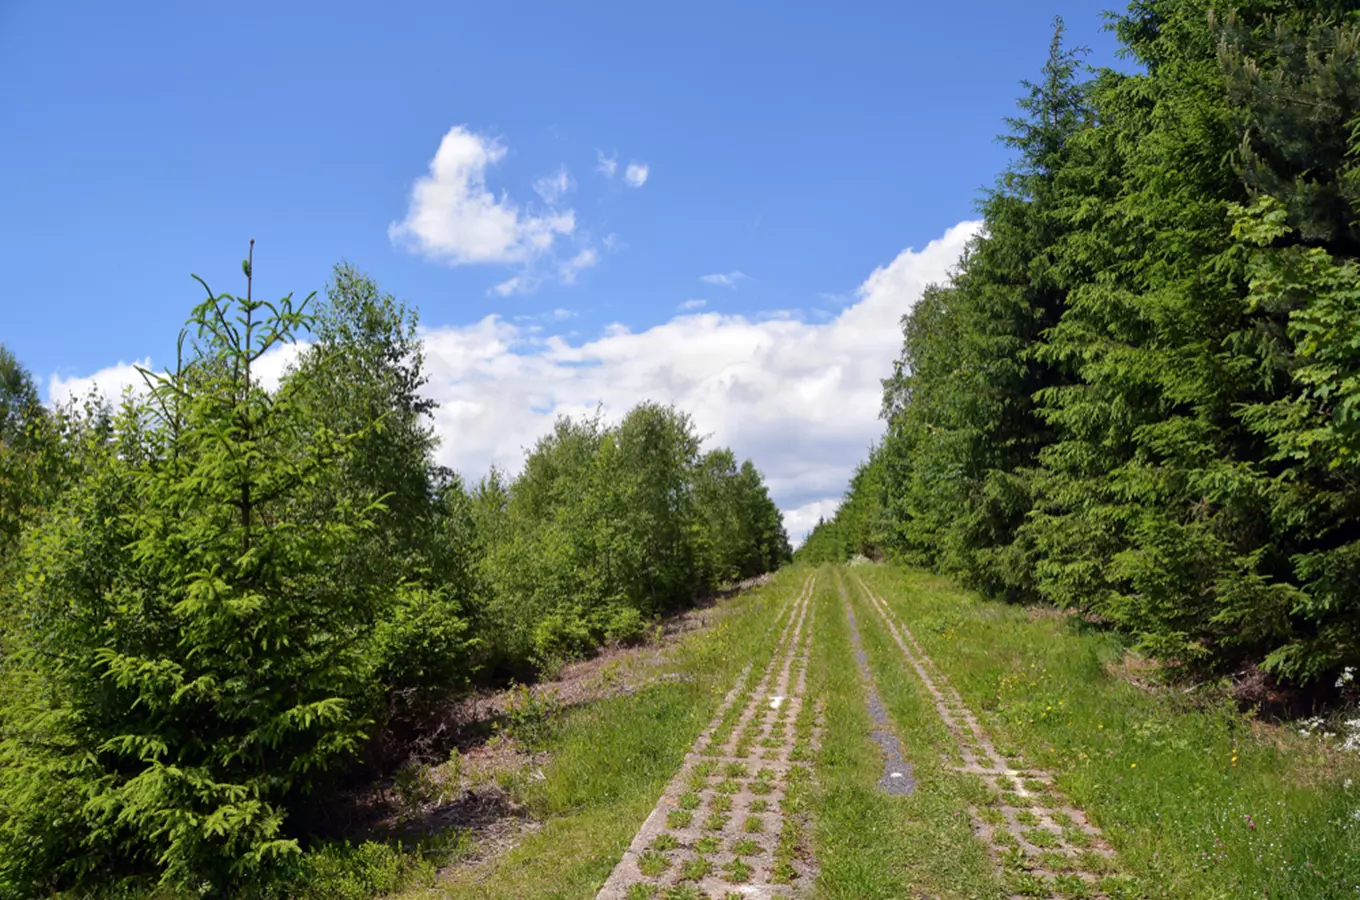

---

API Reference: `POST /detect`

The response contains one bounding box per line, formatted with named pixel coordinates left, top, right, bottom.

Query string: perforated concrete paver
left=595, top=576, right=820, bottom=900
left=855, top=576, right=1123, bottom=900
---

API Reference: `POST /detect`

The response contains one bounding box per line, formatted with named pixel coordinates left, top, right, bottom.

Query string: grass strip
left=858, top=565, right=1360, bottom=900
left=808, top=568, right=1001, bottom=898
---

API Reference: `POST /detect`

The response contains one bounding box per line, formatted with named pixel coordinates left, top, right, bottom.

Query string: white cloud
left=48, top=344, right=305, bottom=407
left=559, top=248, right=599, bottom=284
left=699, top=271, right=748, bottom=288
left=492, top=246, right=599, bottom=297
left=596, top=151, right=618, bottom=178
left=419, top=220, right=979, bottom=542
left=624, top=162, right=649, bottom=188
left=490, top=274, right=529, bottom=297
left=53, top=221, right=978, bottom=546
left=677, top=299, right=708, bottom=312
left=389, top=126, right=575, bottom=265
left=532, top=168, right=574, bottom=205
left=781, top=498, right=844, bottom=548
left=48, top=359, right=151, bottom=407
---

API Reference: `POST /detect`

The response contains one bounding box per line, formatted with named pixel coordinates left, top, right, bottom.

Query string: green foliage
left=0, top=257, right=788, bottom=896
left=499, top=683, right=563, bottom=749
left=822, top=2, right=1360, bottom=685
left=288, top=841, right=423, bottom=900
left=289, top=264, right=479, bottom=705
left=0, top=270, right=392, bottom=894
left=694, top=450, right=792, bottom=582
left=0, top=346, right=105, bottom=560
left=477, top=403, right=789, bottom=677
left=796, top=450, right=888, bottom=564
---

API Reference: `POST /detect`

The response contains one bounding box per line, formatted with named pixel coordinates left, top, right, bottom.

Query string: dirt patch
left=1102, top=651, right=1165, bottom=694
left=311, top=580, right=774, bottom=873
left=1025, top=606, right=1068, bottom=622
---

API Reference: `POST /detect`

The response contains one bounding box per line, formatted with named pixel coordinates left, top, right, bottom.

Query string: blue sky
left=0, top=0, right=1122, bottom=540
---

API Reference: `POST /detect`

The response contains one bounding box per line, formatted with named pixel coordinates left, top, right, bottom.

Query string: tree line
left=0, top=261, right=790, bottom=897
left=799, top=0, right=1360, bottom=692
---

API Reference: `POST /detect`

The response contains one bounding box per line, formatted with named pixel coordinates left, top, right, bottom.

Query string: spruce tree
left=0, top=247, right=393, bottom=893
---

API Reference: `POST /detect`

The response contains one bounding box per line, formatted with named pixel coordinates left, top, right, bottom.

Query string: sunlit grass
left=398, top=568, right=812, bottom=899
left=809, top=569, right=1003, bottom=898
left=857, top=565, right=1360, bottom=900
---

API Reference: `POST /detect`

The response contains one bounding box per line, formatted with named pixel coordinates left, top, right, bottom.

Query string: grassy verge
left=808, top=568, right=1001, bottom=899
left=856, top=565, right=1360, bottom=900
left=398, top=568, right=812, bottom=900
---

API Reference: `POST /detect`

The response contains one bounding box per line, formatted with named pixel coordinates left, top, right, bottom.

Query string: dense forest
left=0, top=263, right=789, bottom=897
left=799, top=0, right=1360, bottom=691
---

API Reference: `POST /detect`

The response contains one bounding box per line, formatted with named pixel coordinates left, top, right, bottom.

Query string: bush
left=602, top=605, right=648, bottom=646
left=532, top=607, right=594, bottom=672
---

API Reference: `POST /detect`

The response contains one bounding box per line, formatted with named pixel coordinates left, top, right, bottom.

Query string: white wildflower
left=1342, top=718, right=1360, bottom=753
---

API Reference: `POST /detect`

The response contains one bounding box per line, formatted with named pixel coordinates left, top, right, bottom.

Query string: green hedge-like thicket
left=799, top=2, right=1360, bottom=687
left=0, top=264, right=789, bottom=897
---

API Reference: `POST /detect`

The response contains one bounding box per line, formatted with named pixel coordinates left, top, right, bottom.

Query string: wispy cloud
left=559, top=248, right=599, bottom=284
left=699, top=270, right=748, bottom=288
left=532, top=168, right=574, bottom=205
left=490, top=246, right=600, bottom=297
left=677, top=298, right=707, bottom=312
left=596, top=150, right=618, bottom=178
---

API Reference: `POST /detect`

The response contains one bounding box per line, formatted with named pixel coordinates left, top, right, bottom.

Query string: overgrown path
left=432, top=564, right=1359, bottom=900
left=595, top=575, right=819, bottom=899
left=854, top=575, right=1119, bottom=899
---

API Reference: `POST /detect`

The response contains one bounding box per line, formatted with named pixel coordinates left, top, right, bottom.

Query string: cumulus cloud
left=624, top=162, right=649, bottom=188
left=51, top=221, right=977, bottom=545
left=48, top=359, right=151, bottom=407
left=700, top=271, right=748, bottom=288
left=596, top=151, right=618, bottom=178
left=782, top=498, right=844, bottom=548
left=419, top=220, right=979, bottom=542
left=389, top=126, right=575, bottom=265
left=48, top=344, right=305, bottom=408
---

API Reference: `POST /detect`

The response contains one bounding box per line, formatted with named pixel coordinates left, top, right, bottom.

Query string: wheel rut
left=836, top=573, right=913, bottom=795
left=854, top=575, right=1122, bottom=900
left=595, top=575, right=820, bottom=900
